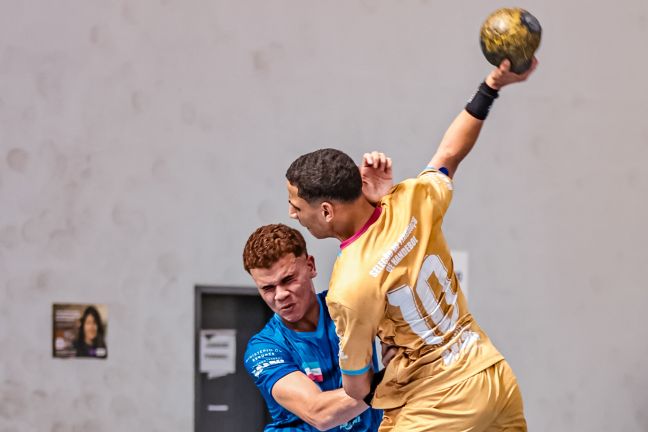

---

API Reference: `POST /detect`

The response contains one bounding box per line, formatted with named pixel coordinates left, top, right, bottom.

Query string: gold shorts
left=378, top=360, right=526, bottom=432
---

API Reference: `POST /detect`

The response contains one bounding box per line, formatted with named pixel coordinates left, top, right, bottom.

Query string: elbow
left=345, top=389, right=368, bottom=401
left=304, top=407, right=337, bottom=431
left=343, top=381, right=369, bottom=401
left=311, top=416, right=336, bottom=431
left=430, top=151, right=459, bottom=177
left=440, top=151, right=461, bottom=174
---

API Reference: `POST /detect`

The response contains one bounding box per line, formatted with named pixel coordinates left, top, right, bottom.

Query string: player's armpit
left=381, top=343, right=398, bottom=368
left=271, top=371, right=368, bottom=431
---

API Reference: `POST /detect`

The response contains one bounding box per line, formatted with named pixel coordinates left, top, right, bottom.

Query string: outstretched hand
left=360, top=151, right=393, bottom=205
left=486, top=57, right=538, bottom=90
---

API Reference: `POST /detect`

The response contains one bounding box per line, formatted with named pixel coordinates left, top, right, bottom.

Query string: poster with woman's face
left=52, top=304, right=108, bottom=359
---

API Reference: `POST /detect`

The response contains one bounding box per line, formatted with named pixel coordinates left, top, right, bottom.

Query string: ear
left=306, top=255, right=317, bottom=278
left=320, top=201, right=334, bottom=223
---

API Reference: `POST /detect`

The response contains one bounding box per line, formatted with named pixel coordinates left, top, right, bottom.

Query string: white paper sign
left=451, top=250, right=469, bottom=300
left=200, top=329, right=236, bottom=379
left=207, top=405, right=230, bottom=412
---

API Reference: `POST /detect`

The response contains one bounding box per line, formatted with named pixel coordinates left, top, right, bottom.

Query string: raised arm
left=429, top=58, right=538, bottom=178
left=272, top=371, right=368, bottom=431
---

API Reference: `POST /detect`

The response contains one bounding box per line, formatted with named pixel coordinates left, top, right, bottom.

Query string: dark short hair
left=243, top=224, right=308, bottom=272
left=286, top=148, right=362, bottom=204
left=77, top=306, right=105, bottom=346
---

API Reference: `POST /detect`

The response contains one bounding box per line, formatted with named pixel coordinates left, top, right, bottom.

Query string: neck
left=334, top=197, right=377, bottom=242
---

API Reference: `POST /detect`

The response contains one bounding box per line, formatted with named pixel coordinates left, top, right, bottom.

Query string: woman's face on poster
left=84, top=314, right=98, bottom=343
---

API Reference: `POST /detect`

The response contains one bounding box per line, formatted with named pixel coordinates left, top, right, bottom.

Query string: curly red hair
left=243, top=224, right=308, bottom=272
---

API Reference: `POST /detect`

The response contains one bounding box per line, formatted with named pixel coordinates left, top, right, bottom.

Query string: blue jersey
left=244, top=291, right=382, bottom=432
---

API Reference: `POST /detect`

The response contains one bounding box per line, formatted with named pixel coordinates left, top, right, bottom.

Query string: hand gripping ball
left=480, top=8, right=541, bottom=74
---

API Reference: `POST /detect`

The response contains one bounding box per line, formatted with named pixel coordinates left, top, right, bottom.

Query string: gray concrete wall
left=1, top=1, right=646, bottom=431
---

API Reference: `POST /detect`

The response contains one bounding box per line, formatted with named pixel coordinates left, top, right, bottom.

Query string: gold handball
left=480, top=8, right=541, bottom=74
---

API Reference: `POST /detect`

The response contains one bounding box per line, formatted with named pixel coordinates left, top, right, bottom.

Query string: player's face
left=287, top=181, right=331, bottom=239
left=249, top=253, right=318, bottom=329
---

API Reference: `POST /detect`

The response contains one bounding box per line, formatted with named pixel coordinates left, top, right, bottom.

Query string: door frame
left=194, top=285, right=261, bottom=432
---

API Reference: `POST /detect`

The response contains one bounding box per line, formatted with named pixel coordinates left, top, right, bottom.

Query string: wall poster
left=52, top=303, right=108, bottom=359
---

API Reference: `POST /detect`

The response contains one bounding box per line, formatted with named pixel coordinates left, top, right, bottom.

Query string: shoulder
left=378, top=178, right=427, bottom=212
left=247, top=316, right=285, bottom=344
left=328, top=271, right=366, bottom=307
left=317, top=290, right=332, bottom=316
left=244, top=331, right=294, bottom=380
left=382, top=172, right=453, bottom=218
left=317, top=289, right=328, bottom=302
left=244, top=319, right=287, bottom=361
left=317, top=290, right=338, bottom=326
left=243, top=322, right=302, bottom=389
left=417, top=168, right=454, bottom=192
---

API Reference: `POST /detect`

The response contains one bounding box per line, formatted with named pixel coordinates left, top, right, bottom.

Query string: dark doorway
left=195, top=286, right=273, bottom=432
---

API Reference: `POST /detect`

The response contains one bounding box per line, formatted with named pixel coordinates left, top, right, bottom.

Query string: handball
left=480, top=8, right=541, bottom=74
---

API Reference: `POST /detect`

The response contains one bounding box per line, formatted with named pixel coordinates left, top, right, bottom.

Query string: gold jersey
left=327, top=168, right=503, bottom=409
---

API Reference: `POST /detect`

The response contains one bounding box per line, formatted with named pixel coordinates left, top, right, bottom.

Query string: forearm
left=302, top=388, right=368, bottom=431
left=428, top=58, right=537, bottom=178
left=341, top=371, right=372, bottom=401
left=428, top=110, right=484, bottom=178
left=272, top=372, right=369, bottom=431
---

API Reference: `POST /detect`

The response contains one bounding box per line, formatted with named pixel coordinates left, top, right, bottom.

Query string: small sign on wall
left=52, top=304, right=108, bottom=359
left=200, top=329, right=236, bottom=379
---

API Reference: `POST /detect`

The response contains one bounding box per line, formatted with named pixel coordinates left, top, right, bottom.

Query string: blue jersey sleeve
left=244, top=337, right=301, bottom=400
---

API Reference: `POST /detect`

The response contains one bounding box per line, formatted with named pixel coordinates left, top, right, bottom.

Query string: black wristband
left=465, top=81, right=499, bottom=120
left=362, top=369, right=386, bottom=406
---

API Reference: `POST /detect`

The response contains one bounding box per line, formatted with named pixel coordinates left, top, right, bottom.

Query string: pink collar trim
left=340, top=206, right=382, bottom=250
